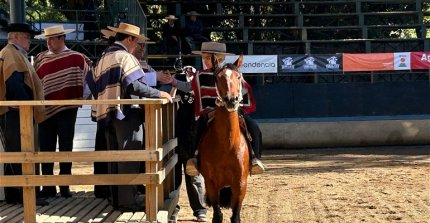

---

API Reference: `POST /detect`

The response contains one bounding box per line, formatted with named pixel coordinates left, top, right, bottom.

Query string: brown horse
left=198, top=55, right=249, bottom=223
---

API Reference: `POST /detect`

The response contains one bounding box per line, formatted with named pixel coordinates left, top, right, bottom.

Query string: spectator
left=184, top=11, right=209, bottom=52
left=86, top=22, right=172, bottom=211
left=162, top=15, right=181, bottom=55
left=33, top=25, right=92, bottom=198
left=0, top=23, right=48, bottom=205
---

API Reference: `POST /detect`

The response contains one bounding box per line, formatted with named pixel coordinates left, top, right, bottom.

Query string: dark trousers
left=2, top=110, right=40, bottom=203
left=39, top=108, right=78, bottom=193
left=94, top=122, right=112, bottom=198
left=105, top=108, right=145, bottom=210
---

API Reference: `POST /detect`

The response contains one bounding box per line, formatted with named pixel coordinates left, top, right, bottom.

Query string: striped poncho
left=34, top=49, right=90, bottom=119
left=86, top=43, right=157, bottom=124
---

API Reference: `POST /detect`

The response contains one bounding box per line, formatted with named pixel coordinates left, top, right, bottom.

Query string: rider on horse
left=165, top=42, right=265, bottom=176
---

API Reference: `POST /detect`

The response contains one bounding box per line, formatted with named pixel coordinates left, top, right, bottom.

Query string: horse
left=197, top=54, right=249, bottom=223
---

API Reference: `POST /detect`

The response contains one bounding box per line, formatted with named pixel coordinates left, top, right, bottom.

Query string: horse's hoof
left=186, top=158, right=200, bottom=176
left=251, top=159, right=265, bottom=175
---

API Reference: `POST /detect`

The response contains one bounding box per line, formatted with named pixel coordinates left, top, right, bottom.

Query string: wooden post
left=145, top=104, right=159, bottom=222
left=156, top=105, right=165, bottom=210
left=20, top=105, right=36, bottom=223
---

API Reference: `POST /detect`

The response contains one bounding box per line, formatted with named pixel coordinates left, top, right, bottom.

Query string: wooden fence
left=0, top=99, right=178, bottom=223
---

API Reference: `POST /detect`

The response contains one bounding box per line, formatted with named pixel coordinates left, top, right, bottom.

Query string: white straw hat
left=107, top=22, right=147, bottom=40
left=165, top=15, right=178, bottom=20
left=34, top=25, right=74, bottom=39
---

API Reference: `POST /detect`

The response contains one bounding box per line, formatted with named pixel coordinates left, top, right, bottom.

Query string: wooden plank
left=37, top=198, right=77, bottom=222
left=161, top=138, right=178, bottom=159
left=157, top=105, right=164, bottom=210
left=157, top=154, right=178, bottom=184
left=0, top=99, right=168, bottom=106
left=0, top=204, right=23, bottom=222
left=56, top=198, right=93, bottom=222
left=145, top=104, right=160, bottom=222
left=0, top=204, right=21, bottom=218
left=78, top=199, right=110, bottom=223
left=128, top=212, right=146, bottom=222
left=157, top=210, right=169, bottom=223
left=7, top=197, right=64, bottom=223
left=102, top=210, right=122, bottom=222
left=0, top=173, right=158, bottom=187
left=0, top=150, right=160, bottom=163
left=70, top=198, right=105, bottom=222
left=20, top=105, right=36, bottom=223
left=116, top=212, right=134, bottom=222
left=162, top=188, right=180, bottom=220
left=43, top=198, right=83, bottom=222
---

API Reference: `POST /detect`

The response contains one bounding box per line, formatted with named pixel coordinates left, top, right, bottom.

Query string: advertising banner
left=225, top=55, right=278, bottom=73
left=278, top=54, right=342, bottom=73
left=343, top=53, right=394, bottom=72
left=411, top=52, right=430, bottom=69
left=394, top=52, right=411, bottom=70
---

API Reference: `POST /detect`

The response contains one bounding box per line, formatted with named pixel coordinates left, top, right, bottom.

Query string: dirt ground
left=70, top=145, right=429, bottom=223
left=175, top=145, right=429, bottom=223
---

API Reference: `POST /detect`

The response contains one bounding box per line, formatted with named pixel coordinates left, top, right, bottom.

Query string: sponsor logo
left=281, top=57, right=295, bottom=69
left=304, top=57, right=317, bottom=70
left=421, top=53, right=430, bottom=62
left=398, top=55, right=407, bottom=67
left=326, top=56, right=340, bottom=69
left=242, top=62, right=276, bottom=68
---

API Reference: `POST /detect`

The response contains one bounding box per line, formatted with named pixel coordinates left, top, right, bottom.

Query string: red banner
left=411, top=52, right=430, bottom=69
left=343, top=53, right=394, bottom=72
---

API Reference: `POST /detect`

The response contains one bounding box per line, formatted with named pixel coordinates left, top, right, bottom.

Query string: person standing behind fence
left=0, top=23, right=48, bottom=205
left=162, top=15, right=181, bottom=55
left=86, top=22, right=172, bottom=211
left=33, top=25, right=92, bottom=198
left=184, top=11, right=209, bottom=52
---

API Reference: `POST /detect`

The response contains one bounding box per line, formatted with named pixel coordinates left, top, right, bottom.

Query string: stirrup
left=186, top=158, right=200, bottom=176
left=251, top=158, right=265, bottom=175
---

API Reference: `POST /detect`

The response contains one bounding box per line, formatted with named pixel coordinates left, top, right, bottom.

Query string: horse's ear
left=234, top=54, right=243, bottom=68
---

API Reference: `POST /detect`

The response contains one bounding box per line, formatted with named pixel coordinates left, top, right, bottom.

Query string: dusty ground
left=70, top=145, right=429, bottom=223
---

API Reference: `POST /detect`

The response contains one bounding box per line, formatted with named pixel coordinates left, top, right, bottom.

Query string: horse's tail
left=219, top=187, right=232, bottom=208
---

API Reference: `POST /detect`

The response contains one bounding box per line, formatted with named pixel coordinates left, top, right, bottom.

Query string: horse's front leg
left=231, top=206, right=241, bottom=223
left=213, top=204, right=223, bottom=223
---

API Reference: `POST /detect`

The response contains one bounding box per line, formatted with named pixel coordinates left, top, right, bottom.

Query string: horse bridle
left=213, top=63, right=243, bottom=108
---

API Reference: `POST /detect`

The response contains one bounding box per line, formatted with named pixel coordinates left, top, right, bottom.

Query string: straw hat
left=165, top=15, right=178, bottom=20
left=107, top=22, right=146, bottom=40
left=100, top=28, right=115, bottom=39
left=1, top=23, right=40, bottom=35
left=186, top=11, right=200, bottom=16
left=34, top=25, right=74, bottom=39
left=137, top=35, right=155, bottom=44
left=192, top=42, right=233, bottom=55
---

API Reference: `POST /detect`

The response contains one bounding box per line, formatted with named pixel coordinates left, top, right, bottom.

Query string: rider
left=164, top=41, right=265, bottom=176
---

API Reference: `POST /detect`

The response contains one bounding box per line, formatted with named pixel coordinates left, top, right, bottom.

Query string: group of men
left=0, top=20, right=264, bottom=222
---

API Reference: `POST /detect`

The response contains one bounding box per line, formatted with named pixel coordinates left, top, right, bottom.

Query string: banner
left=278, top=54, right=342, bottom=73
left=411, top=52, right=430, bottom=69
left=343, top=53, right=394, bottom=72
left=225, top=55, right=278, bottom=73
left=394, top=52, right=411, bottom=70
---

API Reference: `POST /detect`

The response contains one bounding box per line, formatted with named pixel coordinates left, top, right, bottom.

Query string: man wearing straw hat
left=0, top=23, right=48, bottom=205
left=33, top=24, right=92, bottom=198
left=162, top=14, right=181, bottom=55
left=86, top=22, right=172, bottom=211
left=184, top=11, right=209, bottom=52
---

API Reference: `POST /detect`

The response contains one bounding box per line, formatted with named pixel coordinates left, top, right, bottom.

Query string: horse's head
left=212, top=54, right=244, bottom=112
